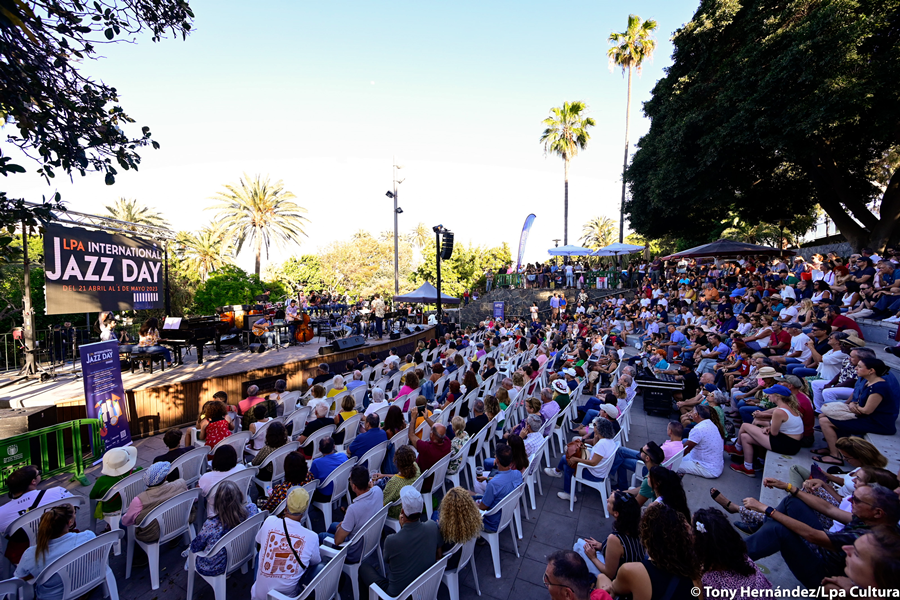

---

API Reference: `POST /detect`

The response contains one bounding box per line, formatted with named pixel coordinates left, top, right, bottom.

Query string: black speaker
left=414, top=326, right=422, bottom=332
left=402, top=327, right=412, bottom=335
left=440, top=231, right=454, bottom=260
left=331, top=335, right=366, bottom=352
left=249, top=343, right=266, bottom=354
left=389, top=332, right=401, bottom=340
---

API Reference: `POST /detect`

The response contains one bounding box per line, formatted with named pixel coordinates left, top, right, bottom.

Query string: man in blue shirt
left=348, top=414, right=388, bottom=461
left=310, top=437, right=349, bottom=501
left=660, top=323, right=686, bottom=360
left=696, top=333, right=730, bottom=375
left=475, top=444, right=523, bottom=532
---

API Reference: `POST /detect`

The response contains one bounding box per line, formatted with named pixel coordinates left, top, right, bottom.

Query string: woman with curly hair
left=647, top=466, right=691, bottom=523
left=258, top=451, right=315, bottom=513
left=374, top=445, right=420, bottom=518
left=577, top=491, right=644, bottom=578
left=436, top=486, right=483, bottom=568
left=692, top=508, right=771, bottom=597
left=595, top=503, right=700, bottom=599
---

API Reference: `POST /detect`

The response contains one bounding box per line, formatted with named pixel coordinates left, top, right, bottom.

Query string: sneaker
left=884, top=315, right=900, bottom=323
left=544, top=467, right=562, bottom=478
left=730, top=464, right=756, bottom=477
left=723, top=444, right=742, bottom=456
left=557, top=492, right=577, bottom=502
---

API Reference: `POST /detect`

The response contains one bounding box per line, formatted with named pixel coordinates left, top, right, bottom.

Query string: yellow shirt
left=414, top=410, right=433, bottom=439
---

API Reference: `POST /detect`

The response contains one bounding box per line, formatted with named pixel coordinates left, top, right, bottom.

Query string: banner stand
left=80, top=341, right=133, bottom=459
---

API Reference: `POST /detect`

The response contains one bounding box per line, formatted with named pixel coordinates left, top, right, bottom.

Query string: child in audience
left=248, top=404, right=272, bottom=450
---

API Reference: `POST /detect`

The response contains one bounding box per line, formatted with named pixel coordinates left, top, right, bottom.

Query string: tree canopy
left=411, top=240, right=511, bottom=297
left=625, top=0, right=900, bottom=251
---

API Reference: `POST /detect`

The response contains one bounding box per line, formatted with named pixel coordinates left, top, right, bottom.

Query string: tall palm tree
left=608, top=14, right=658, bottom=243
left=407, top=222, right=429, bottom=249
left=176, top=223, right=235, bottom=280
left=540, top=101, right=595, bottom=245
left=207, top=173, right=309, bottom=277
left=580, top=216, right=618, bottom=249
left=104, top=198, right=170, bottom=231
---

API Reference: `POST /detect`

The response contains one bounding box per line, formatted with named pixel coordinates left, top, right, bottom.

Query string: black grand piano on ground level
left=158, top=315, right=236, bottom=365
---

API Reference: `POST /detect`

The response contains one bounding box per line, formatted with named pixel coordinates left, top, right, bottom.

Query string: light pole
left=385, top=158, right=404, bottom=295
left=552, top=238, right=561, bottom=268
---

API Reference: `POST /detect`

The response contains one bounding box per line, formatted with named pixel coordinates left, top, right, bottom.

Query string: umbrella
left=547, top=244, right=593, bottom=256
left=591, top=242, right=645, bottom=257
left=393, top=282, right=461, bottom=305
left=661, top=239, right=794, bottom=260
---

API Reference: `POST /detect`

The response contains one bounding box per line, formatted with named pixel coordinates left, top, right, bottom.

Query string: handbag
left=821, top=402, right=857, bottom=421
left=566, top=439, right=588, bottom=461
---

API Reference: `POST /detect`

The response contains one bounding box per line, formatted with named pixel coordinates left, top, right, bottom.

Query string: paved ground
left=27, top=382, right=808, bottom=600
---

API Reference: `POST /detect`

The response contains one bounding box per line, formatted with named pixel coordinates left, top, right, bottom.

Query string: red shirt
left=829, top=315, right=864, bottom=340
left=238, top=395, right=265, bottom=415
left=769, top=330, right=791, bottom=348
left=797, top=392, right=815, bottom=438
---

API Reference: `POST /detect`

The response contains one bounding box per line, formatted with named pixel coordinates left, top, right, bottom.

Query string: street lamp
left=386, top=158, right=404, bottom=294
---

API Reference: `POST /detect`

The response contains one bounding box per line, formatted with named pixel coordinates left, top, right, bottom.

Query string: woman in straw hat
left=89, top=445, right=140, bottom=521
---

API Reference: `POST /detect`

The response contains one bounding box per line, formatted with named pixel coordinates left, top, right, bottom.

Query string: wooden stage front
left=1, top=326, right=437, bottom=439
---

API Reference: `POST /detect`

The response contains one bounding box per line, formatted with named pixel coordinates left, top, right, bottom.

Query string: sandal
left=812, top=454, right=845, bottom=466
left=710, top=487, right=734, bottom=512
left=810, top=447, right=832, bottom=456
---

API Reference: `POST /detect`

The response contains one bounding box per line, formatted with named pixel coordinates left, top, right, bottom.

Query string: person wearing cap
left=824, top=304, right=866, bottom=340
left=251, top=487, right=320, bottom=600
left=810, top=341, right=869, bottom=412
left=90, top=445, right=141, bottom=519
left=726, top=383, right=804, bottom=477
left=475, top=342, right=486, bottom=361
left=573, top=400, right=619, bottom=439
left=360, top=486, right=442, bottom=597
left=122, top=461, right=190, bottom=543
left=735, top=365, right=781, bottom=424
left=311, top=362, right=335, bottom=386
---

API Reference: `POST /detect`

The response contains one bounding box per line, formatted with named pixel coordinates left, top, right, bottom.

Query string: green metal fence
left=494, top=271, right=620, bottom=289
left=0, top=419, right=105, bottom=493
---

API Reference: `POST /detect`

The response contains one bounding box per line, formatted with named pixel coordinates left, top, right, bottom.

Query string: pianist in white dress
left=137, top=317, right=174, bottom=367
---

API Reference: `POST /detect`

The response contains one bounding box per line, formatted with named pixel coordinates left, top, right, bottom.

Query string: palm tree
left=407, top=222, right=429, bottom=249
left=580, top=216, right=618, bottom=249
left=608, top=14, right=658, bottom=243
left=104, top=198, right=170, bottom=230
left=540, top=101, right=596, bottom=245
left=176, top=223, right=235, bottom=280
left=207, top=173, right=309, bottom=277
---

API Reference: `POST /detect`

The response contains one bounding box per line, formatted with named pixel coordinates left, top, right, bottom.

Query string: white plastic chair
left=631, top=447, right=685, bottom=488
left=387, top=428, right=408, bottom=453
left=126, top=488, right=200, bottom=590
left=479, top=482, right=526, bottom=578
left=441, top=539, right=480, bottom=600
left=0, top=578, right=23, bottom=600
left=90, top=470, right=146, bottom=556
left=419, top=452, right=452, bottom=520
left=278, top=391, right=301, bottom=415
left=356, top=440, right=389, bottom=474
left=270, top=544, right=349, bottom=600
left=245, top=419, right=281, bottom=459
left=311, top=456, right=358, bottom=526
left=271, top=479, right=320, bottom=529
left=617, top=401, right=633, bottom=442
left=445, top=434, right=475, bottom=490
left=382, top=478, right=425, bottom=534
left=303, top=425, right=337, bottom=460
left=322, top=502, right=391, bottom=600
left=570, top=441, right=619, bottom=515
left=212, top=431, right=252, bottom=464
left=252, top=441, right=301, bottom=492
left=205, top=467, right=259, bottom=517
left=1, top=496, right=86, bottom=577
left=168, top=447, right=209, bottom=488
left=335, top=414, right=363, bottom=451
left=285, top=406, right=312, bottom=439
left=186, top=510, right=268, bottom=600
left=350, top=385, right=368, bottom=410
left=524, top=437, right=551, bottom=512
left=31, top=530, right=123, bottom=600
left=553, top=401, right=578, bottom=456
left=368, top=551, right=451, bottom=600
left=465, top=424, right=492, bottom=486
left=369, top=404, right=391, bottom=424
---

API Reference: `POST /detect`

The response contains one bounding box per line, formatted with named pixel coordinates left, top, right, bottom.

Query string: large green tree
left=176, top=222, right=235, bottom=280
left=579, top=216, right=619, bottom=250
left=411, top=241, right=512, bottom=297
left=104, top=198, right=170, bottom=230
left=625, top=0, right=900, bottom=252
left=608, top=14, right=658, bottom=243
left=540, top=102, right=595, bottom=246
left=208, top=174, right=309, bottom=277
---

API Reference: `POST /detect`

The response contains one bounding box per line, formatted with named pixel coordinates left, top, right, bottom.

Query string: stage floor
left=0, top=327, right=434, bottom=410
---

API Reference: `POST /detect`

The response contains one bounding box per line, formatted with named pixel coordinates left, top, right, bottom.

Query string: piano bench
left=130, top=349, right=167, bottom=374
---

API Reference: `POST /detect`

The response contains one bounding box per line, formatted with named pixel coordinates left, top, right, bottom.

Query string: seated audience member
left=326, top=374, right=348, bottom=402
left=545, top=550, right=613, bottom=600
left=594, top=503, right=701, bottom=599
left=238, top=384, right=265, bottom=416
left=310, top=362, right=335, bottom=386
left=375, top=445, right=421, bottom=518
left=507, top=397, right=543, bottom=438
left=465, top=400, right=489, bottom=435
left=348, top=413, right=388, bottom=460
left=250, top=421, right=289, bottom=482
left=247, top=404, right=272, bottom=450
left=661, top=421, right=685, bottom=462
left=726, top=384, right=804, bottom=477
left=519, top=414, right=545, bottom=458
left=436, top=487, right=483, bottom=568
left=692, top=508, right=772, bottom=595
left=297, top=402, right=334, bottom=457
left=575, top=491, right=644, bottom=577
left=251, top=488, right=320, bottom=600
left=647, top=466, right=691, bottom=522
left=364, top=387, right=389, bottom=417
left=153, top=429, right=191, bottom=481
left=91, top=446, right=142, bottom=519
left=190, top=481, right=259, bottom=576
left=258, top=450, right=314, bottom=513
left=309, top=436, right=349, bottom=502
left=473, top=444, right=523, bottom=530
left=359, top=487, right=441, bottom=597
left=407, top=408, right=451, bottom=473
left=122, top=462, right=190, bottom=543
left=447, top=416, right=470, bottom=477
left=540, top=387, right=561, bottom=422
left=318, top=465, right=384, bottom=563
left=821, top=529, right=900, bottom=593
left=15, top=504, right=98, bottom=600
left=741, top=481, right=900, bottom=589
left=198, top=445, right=246, bottom=518
left=677, top=405, right=724, bottom=479
left=610, top=441, right=664, bottom=493
left=346, top=370, right=366, bottom=392
left=333, top=394, right=358, bottom=444
left=544, top=418, right=617, bottom=503
left=195, top=400, right=232, bottom=451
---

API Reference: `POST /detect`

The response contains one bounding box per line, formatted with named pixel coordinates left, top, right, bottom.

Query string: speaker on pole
left=440, top=231, right=454, bottom=260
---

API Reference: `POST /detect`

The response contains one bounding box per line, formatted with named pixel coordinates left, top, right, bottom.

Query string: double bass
left=293, top=311, right=314, bottom=343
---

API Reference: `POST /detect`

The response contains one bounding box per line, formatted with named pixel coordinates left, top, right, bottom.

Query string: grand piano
left=158, top=315, right=236, bottom=365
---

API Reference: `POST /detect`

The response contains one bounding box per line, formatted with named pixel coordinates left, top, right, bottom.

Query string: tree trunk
left=564, top=157, right=569, bottom=246
left=254, top=227, right=262, bottom=277
left=619, top=65, right=633, bottom=244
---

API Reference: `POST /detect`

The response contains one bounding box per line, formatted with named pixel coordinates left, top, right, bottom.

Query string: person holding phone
left=406, top=403, right=449, bottom=475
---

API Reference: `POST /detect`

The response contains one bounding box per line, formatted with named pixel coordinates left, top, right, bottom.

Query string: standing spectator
left=190, top=481, right=259, bottom=576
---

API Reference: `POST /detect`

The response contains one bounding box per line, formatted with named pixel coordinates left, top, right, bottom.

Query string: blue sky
left=3, top=0, right=702, bottom=271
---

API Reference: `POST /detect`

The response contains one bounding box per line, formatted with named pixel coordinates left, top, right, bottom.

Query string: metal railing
left=494, top=270, right=621, bottom=289
left=0, top=419, right=105, bottom=493
left=0, top=323, right=142, bottom=373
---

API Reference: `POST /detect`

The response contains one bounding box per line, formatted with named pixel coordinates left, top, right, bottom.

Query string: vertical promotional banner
left=516, top=213, right=536, bottom=269
left=80, top=341, right=132, bottom=453
left=493, top=301, right=505, bottom=320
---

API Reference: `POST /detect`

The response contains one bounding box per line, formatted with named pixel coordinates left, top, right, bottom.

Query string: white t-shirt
left=587, top=438, right=618, bottom=479
left=818, top=349, right=845, bottom=381
left=252, top=515, right=321, bottom=600
left=640, top=298, right=651, bottom=307
left=565, top=265, right=574, bottom=276
left=781, top=286, right=797, bottom=301
left=685, top=419, right=724, bottom=477
left=198, top=464, right=246, bottom=517
left=0, top=487, right=72, bottom=534
left=790, top=333, right=812, bottom=362
left=779, top=306, right=798, bottom=321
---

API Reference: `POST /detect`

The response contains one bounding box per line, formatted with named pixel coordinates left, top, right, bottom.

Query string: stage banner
left=493, top=301, right=505, bottom=320
left=43, top=222, right=164, bottom=314
left=515, top=213, right=536, bottom=270
left=80, top=341, right=132, bottom=454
